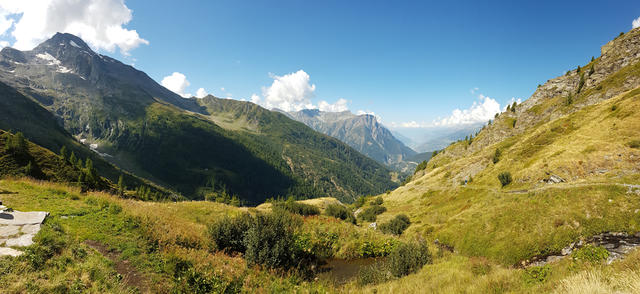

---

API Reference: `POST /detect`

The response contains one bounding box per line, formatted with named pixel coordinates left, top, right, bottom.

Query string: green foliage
left=572, top=244, right=609, bottom=263
left=415, top=160, right=428, bottom=173
left=589, top=65, right=595, bottom=76
left=208, top=213, right=253, bottom=253
left=324, top=204, right=356, bottom=223
left=358, top=205, right=387, bottom=222
left=4, top=131, right=28, bottom=154
left=523, top=265, right=551, bottom=284
left=272, top=198, right=320, bottom=216
left=243, top=211, right=307, bottom=270
left=371, top=197, right=384, bottom=206
left=498, top=172, right=512, bottom=187
left=357, top=262, right=391, bottom=286
left=576, top=65, right=581, bottom=73
left=577, top=73, right=586, bottom=93
left=353, top=196, right=367, bottom=208
left=492, top=148, right=501, bottom=164
left=357, top=239, right=398, bottom=258
left=379, top=214, right=411, bottom=235
left=565, top=93, right=573, bottom=106
left=511, top=102, right=517, bottom=112
left=628, top=140, right=640, bottom=149
left=611, top=105, right=618, bottom=111
left=22, top=222, right=67, bottom=269
left=388, top=241, right=431, bottom=278
left=59, top=145, right=68, bottom=161
left=117, top=175, right=124, bottom=196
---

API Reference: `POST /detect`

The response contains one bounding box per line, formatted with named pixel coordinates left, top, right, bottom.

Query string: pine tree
left=117, top=175, right=125, bottom=196
left=60, top=146, right=68, bottom=161
left=25, top=161, right=34, bottom=176
left=69, top=151, right=77, bottom=166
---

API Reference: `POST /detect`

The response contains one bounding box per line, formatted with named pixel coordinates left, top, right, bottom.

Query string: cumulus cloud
left=434, top=94, right=501, bottom=126
left=257, top=69, right=350, bottom=113
left=390, top=91, right=507, bottom=129
left=0, top=0, right=148, bottom=54
left=633, top=16, right=640, bottom=29
left=250, top=94, right=261, bottom=104
left=318, top=98, right=349, bottom=112
left=195, top=88, right=208, bottom=98
left=261, top=70, right=316, bottom=111
left=161, top=72, right=191, bottom=98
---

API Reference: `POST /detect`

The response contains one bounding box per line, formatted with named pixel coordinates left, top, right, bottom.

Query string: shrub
left=523, top=265, right=551, bottom=284
left=357, top=262, right=391, bottom=286
left=577, top=73, right=585, bottom=93
left=358, top=205, right=387, bottom=222
left=379, top=214, right=411, bottom=235
left=572, top=244, right=609, bottom=263
left=565, top=93, right=573, bottom=106
left=325, top=204, right=355, bottom=224
left=371, top=197, right=384, bottom=206
left=388, top=241, right=431, bottom=278
left=354, top=196, right=367, bottom=208
left=207, top=213, right=253, bottom=253
left=498, top=172, right=512, bottom=187
left=492, top=148, right=501, bottom=164
left=611, top=105, right=618, bottom=111
left=272, top=199, right=319, bottom=216
left=243, top=210, right=304, bottom=270
left=628, top=140, right=640, bottom=149
left=22, top=222, right=67, bottom=269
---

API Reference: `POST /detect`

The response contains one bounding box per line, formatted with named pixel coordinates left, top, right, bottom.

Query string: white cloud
left=633, top=16, right=640, bottom=29
left=434, top=94, right=501, bottom=126
left=261, top=70, right=317, bottom=111
left=250, top=94, right=261, bottom=104
left=161, top=72, right=191, bottom=98
left=0, top=40, right=9, bottom=48
left=257, top=69, right=349, bottom=113
left=195, top=88, right=208, bottom=98
left=0, top=0, right=148, bottom=55
left=318, top=98, right=348, bottom=112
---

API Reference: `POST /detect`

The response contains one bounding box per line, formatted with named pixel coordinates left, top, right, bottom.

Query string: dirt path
left=84, top=240, right=149, bottom=293
left=489, top=182, right=640, bottom=195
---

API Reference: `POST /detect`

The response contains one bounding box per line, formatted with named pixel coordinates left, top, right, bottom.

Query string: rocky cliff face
left=285, top=109, right=417, bottom=172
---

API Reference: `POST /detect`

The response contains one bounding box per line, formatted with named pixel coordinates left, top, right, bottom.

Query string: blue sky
left=1, top=0, right=639, bottom=140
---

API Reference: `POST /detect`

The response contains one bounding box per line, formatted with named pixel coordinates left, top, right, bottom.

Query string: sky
left=0, top=0, right=639, bottom=143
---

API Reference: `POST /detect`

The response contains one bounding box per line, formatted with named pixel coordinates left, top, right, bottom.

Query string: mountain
left=373, top=27, right=640, bottom=289
left=0, top=33, right=396, bottom=204
left=283, top=109, right=417, bottom=172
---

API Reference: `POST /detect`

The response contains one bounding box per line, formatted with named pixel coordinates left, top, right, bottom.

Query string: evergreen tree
left=60, top=145, right=68, bottom=161
left=25, top=161, right=34, bottom=176
left=69, top=151, right=77, bottom=166
left=117, top=175, right=125, bottom=196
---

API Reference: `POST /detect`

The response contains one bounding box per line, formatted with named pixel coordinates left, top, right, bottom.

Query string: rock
left=0, top=211, right=48, bottom=225
left=561, top=247, right=572, bottom=256
left=0, top=225, right=21, bottom=237
left=354, top=208, right=363, bottom=217
left=0, top=247, right=22, bottom=257
left=549, top=174, right=565, bottom=183
left=369, top=222, right=377, bottom=230
left=5, top=234, right=34, bottom=247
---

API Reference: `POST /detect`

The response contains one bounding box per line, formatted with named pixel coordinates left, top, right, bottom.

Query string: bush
left=371, top=197, right=384, bottom=206
left=354, top=196, right=367, bottom=208
left=357, top=262, right=391, bottom=286
left=325, top=204, right=355, bottom=224
left=628, top=140, right=640, bottom=149
left=492, top=148, right=501, bottom=164
left=388, top=241, right=431, bottom=278
left=379, top=214, right=411, bottom=235
left=523, top=265, right=551, bottom=284
left=207, top=213, right=253, bottom=253
left=611, top=105, right=618, bottom=111
left=572, top=244, right=609, bottom=263
left=243, top=210, right=305, bottom=270
left=272, top=199, right=320, bottom=216
left=565, top=93, right=573, bottom=106
left=498, top=172, right=512, bottom=187
left=358, top=205, right=387, bottom=222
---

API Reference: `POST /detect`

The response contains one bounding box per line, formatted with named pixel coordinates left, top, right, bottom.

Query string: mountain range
left=0, top=33, right=397, bottom=204
left=282, top=109, right=419, bottom=173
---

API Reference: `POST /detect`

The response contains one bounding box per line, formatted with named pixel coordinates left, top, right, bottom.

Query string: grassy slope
left=197, top=96, right=398, bottom=203
left=0, top=81, right=168, bottom=197
left=0, top=179, right=397, bottom=293
left=355, top=36, right=640, bottom=292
